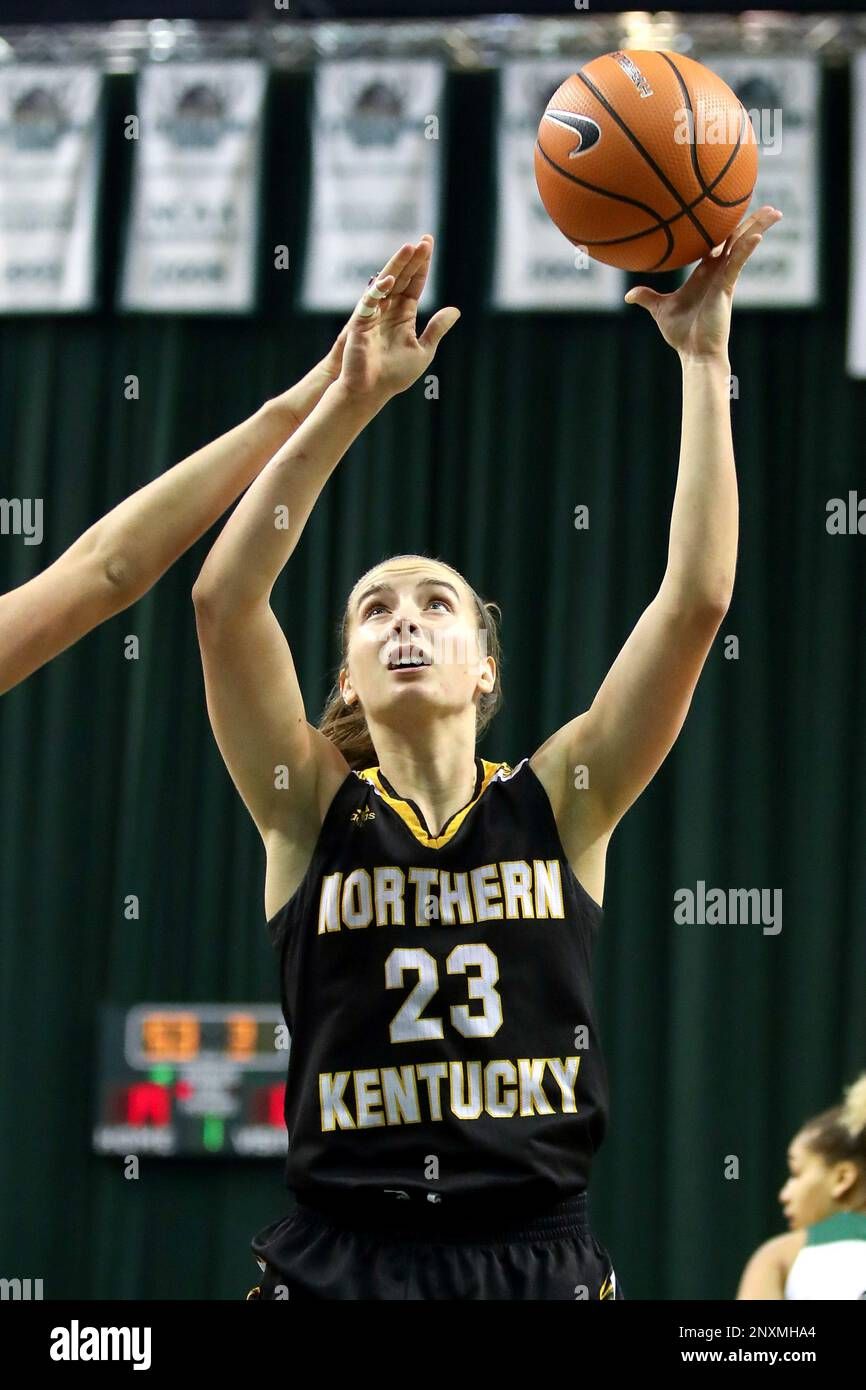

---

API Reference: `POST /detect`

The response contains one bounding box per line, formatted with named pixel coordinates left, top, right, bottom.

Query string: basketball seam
left=574, top=63, right=715, bottom=251
left=534, top=137, right=673, bottom=265
left=657, top=51, right=751, bottom=209
left=557, top=182, right=753, bottom=247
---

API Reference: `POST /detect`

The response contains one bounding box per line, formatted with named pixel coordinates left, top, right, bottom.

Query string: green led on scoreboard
left=203, top=1117, right=224, bottom=1152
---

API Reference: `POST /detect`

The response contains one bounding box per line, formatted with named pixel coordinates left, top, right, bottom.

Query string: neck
left=367, top=714, right=481, bottom=834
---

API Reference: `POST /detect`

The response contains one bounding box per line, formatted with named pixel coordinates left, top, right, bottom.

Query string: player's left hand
left=623, top=205, right=783, bottom=360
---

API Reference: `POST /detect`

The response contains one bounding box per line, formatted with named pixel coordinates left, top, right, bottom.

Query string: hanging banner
left=847, top=51, right=866, bottom=378
left=300, top=60, right=445, bottom=312
left=0, top=66, right=103, bottom=313
left=120, top=61, right=266, bottom=313
left=705, top=56, right=820, bottom=307
left=491, top=60, right=625, bottom=311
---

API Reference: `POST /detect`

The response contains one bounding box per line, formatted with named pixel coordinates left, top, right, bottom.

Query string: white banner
left=491, top=60, right=625, bottom=311
left=301, top=60, right=445, bottom=312
left=121, top=61, right=266, bottom=313
left=847, top=51, right=866, bottom=378
left=706, top=56, right=820, bottom=307
left=0, top=66, right=103, bottom=312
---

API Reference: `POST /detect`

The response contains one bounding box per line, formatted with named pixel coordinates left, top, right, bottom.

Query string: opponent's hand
left=337, top=235, right=461, bottom=401
left=624, top=205, right=783, bottom=360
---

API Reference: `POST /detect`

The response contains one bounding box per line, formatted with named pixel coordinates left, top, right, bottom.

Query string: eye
left=363, top=603, right=387, bottom=618
left=428, top=596, right=453, bottom=611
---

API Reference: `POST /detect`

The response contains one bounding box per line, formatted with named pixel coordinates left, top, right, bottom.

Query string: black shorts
left=246, top=1191, right=623, bottom=1301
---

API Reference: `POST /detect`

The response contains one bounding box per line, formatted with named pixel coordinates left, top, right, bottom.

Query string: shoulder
left=737, top=1230, right=805, bottom=1299
left=748, top=1230, right=805, bottom=1276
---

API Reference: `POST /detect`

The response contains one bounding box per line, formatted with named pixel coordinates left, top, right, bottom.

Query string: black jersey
left=265, top=755, right=609, bottom=1215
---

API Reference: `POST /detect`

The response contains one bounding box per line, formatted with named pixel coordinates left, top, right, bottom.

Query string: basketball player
left=192, top=212, right=782, bottom=1301
left=737, top=1075, right=866, bottom=1300
left=0, top=314, right=360, bottom=695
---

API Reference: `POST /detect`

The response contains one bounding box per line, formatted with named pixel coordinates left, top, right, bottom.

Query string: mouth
left=386, top=646, right=432, bottom=671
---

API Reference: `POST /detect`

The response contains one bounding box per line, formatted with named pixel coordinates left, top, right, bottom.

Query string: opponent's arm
left=192, top=236, right=460, bottom=843
left=532, top=207, right=783, bottom=839
left=0, top=340, right=346, bottom=696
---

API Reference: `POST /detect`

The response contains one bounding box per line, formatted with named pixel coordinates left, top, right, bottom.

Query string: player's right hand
left=337, top=235, right=461, bottom=402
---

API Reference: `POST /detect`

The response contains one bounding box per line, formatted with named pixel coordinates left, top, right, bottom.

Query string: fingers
left=351, top=241, right=416, bottom=320
left=353, top=236, right=433, bottom=328
left=623, top=286, right=663, bottom=312
left=417, top=305, right=461, bottom=353
left=723, top=205, right=782, bottom=256
left=349, top=240, right=416, bottom=324
left=400, top=248, right=434, bottom=317
left=376, top=241, right=417, bottom=285
left=721, top=232, right=763, bottom=290
left=393, top=235, right=433, bottom=296
left=353, top=272, right=395, bottom=322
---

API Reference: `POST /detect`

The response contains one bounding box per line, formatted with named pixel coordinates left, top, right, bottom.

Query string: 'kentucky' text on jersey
left=266, top=756, right=610, bottom=1212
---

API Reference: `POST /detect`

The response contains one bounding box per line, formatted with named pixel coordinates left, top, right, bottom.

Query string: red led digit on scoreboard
left=126, top=1082, right=171, bottom=1126
left=267, top=1084, right=284, bottom=1127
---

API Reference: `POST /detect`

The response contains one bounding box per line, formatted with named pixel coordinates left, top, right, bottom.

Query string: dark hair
left=317, top=554, right=503, bottom=770
left=799, top=1073, right=866, bottom=1189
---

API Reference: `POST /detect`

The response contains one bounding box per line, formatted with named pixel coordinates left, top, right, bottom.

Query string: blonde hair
left=317, top=554, right=503, bottom=770
left=799, top=1072, right=866, bottom=1182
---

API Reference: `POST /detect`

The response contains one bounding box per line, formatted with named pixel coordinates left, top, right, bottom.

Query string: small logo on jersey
left=426, top=1192, right=441, bottom=1204
left=599, top=1269, right=617, bottom=1300
left=350, top=807, right=376, bottom=827
left=383, top=1188, right=410, bottom=1200
left=495, top=759, right=523, bottom=782
left=543, top=111, right=601, bottom=157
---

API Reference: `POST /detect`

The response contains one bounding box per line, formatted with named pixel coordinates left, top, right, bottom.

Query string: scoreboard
left=92, top=1004, right=290, bottom=1158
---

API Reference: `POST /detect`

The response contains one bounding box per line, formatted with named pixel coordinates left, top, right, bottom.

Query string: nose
left=388, top=611, right=423, bottom=639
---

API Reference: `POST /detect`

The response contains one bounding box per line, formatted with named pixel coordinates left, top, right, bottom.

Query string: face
left=778, top=1132, right=851, bottom=1230
left=340, top=560, right=496, bottom=731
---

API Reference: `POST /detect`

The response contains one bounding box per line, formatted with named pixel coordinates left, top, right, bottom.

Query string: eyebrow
left=354, top=578, right=462, bottom=613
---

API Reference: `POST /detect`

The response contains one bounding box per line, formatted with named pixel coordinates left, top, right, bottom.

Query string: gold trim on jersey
left=354, top=759, right=512, bottom=850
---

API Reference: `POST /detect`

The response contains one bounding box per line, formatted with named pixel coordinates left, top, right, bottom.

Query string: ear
left=476, top=655, right=496, bottom=695
left=830, top=1160, right=860, bottom=1202
left=339, top=667, right=355, bottom=707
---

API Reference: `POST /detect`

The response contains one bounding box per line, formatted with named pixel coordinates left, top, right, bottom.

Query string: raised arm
left=532, top=207, right=783, bottom=843
left=0, top=337, right=347, bottom=696
left=191, top=236, right=459, bottom=908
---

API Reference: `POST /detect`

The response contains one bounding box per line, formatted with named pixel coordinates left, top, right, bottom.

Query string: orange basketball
left=534, top=50, right=758, bottom=272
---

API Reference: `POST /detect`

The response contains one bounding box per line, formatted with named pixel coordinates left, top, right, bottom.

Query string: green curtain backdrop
left=1, top=66, right=864, bottom=1301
